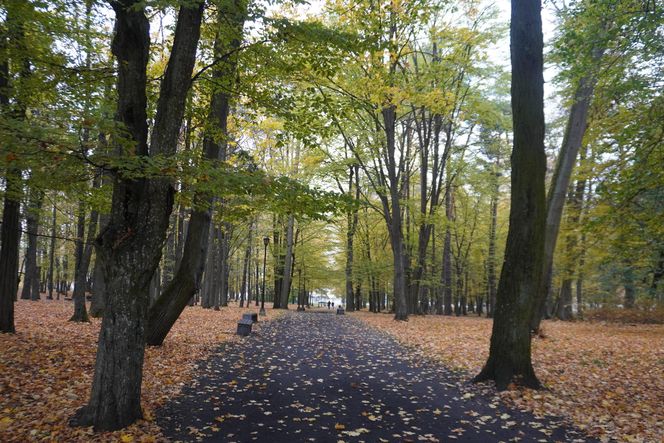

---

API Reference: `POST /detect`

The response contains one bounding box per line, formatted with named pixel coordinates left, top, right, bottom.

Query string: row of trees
left=312, top=0, right=663, bottom=323
left=0, top=0, right=661, bottom=432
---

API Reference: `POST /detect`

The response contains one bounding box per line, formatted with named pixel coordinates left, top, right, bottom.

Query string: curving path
left=158, top=311, right=591, bottom=442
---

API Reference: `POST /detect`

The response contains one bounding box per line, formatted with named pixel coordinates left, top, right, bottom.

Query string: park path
left=158, top=311, right=590, bottom=442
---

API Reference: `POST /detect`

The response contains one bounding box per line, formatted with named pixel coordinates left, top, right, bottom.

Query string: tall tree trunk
left=486, top=168, right=499, bottom=318
left=473, top=0, right=546, bottom=390
left=0, top=171, right=21, bottom=332
left=556, top=279, right=573, bottom=320
left=219, top=226, right=232, bottom=308
left=71, top=0, right=99, bottom=321
left=70, top=202, right=91, bottom=322
left=21, top=190, right=43, bottom=300
left=239, top=223, right=252, bottom=308
left=0, top=4, right=27, bottom=332
left=279, top=214, right=295, bottom=309
left=344, top=165, right=359, bottom=311
left=72, top=1, right=203, bottom=430
left=388, top=222, right=408, bottom=320
left=381, top=103, right=409, bottom=321
left=212, top=227, right=222, bottom=310
left=254, top=256, right=260, bottom=306
left=442, top=185, right=453, bottom=315
left=145, top=0, right=246, bottom=345
left=89, top=213, right=108, bottom=318
left=531, top=47, right=605, bottom=332
left=623, top=265, right=636, bottom=308
left=47, top=200, right=57, bottom=300
left=201, top=224, right=215, bottom=309
left=272, top=215, right=284, bottom=308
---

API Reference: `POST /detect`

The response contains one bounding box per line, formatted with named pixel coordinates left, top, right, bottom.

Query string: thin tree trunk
left=201, top=224, right=215, bottom=309
left=47, top=201, right=57, bottom=300
left=89, top=213, right=108, bottom=318
left=442, top=185, right=453, bottom=315
left=239, top=222, right=253, bottom=308
left=272, top=215, right=283, bottom=308
left=345, top=165, right=359, bottom=311
left=21, top=190, right=43, bottom=300
left=279, top=214, right=295, bottom=309
left=486, top=168, right=499, bottom=318
left=213, top=227, right=222, bottom=311
left=70, top=202, right=91, bottom=322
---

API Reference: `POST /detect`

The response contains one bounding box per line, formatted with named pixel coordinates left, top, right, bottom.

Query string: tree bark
left=70, top=202, right=92, bottom=322
left=0, top=171, right=21, bottom=332
left=442, top=185, right=453, bottom=315
left=21, top=190, right=43, bottom=301
left=486, top=168, right=499, bottom=317
left=144, top=0, right=246, bottom=344
left=344, top=164, right=359, bottom=311
left=201, top=224, right=215, bottom=309
left=473, top=0, right=546, bottom=390
left=72, top=0, right=203, bottom=430
left=89, top=212, right=109, bottom=318
left=279, top=214, right=295, bottom=309
left=531, top=47, right=604, bottom=332
left=47, top=201, right=57, bottom=300
left=0, top=4, right=27, bottom=332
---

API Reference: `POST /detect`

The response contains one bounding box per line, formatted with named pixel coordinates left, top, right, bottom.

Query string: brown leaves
left=0, top=299, right=278, bottom=442
left=353, top=312, right=664, bottom=442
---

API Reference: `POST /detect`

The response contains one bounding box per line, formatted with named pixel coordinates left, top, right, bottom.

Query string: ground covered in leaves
left=159, top=311, right=589, bottom=442
left=353, top=312, right=664, bottom=443
left=0, top=299, right=277, bottom=442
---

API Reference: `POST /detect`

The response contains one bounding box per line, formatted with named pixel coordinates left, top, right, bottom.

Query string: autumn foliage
left=0, top=300, right=278, bottom=442
left=353, top=312, right=664, bottom=442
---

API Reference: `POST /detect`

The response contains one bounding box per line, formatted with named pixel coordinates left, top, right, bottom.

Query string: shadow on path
left=158, top=312, right=591, bottom=442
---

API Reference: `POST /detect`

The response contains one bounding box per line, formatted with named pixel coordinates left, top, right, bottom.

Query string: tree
left=146, top=0, right=248, bottom=346
left=71, top=0, right=204, bottom=430
left=473, top=0, right=546, bottom=390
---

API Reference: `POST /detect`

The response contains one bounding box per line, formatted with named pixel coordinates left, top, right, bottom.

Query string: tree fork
left=71, top=0, right=204, bottom=430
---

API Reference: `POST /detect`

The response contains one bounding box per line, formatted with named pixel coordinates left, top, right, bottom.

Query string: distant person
left=327, top=301, right=331, bottom=309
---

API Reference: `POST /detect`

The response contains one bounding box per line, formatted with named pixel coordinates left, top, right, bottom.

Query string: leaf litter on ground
left=0, top=299, right=280, bottom=442
left=353, top=311, right=664, bottom=443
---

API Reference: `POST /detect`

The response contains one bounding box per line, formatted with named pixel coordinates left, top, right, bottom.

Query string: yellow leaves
left=0, top=416, right=14, bottom=429
left=120, top=433, right=134, bottom=443
left=334, top=422, right=346, bottom=430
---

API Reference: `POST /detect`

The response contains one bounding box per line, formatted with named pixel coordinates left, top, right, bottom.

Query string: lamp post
left=260, top=236, right=269, bottom=316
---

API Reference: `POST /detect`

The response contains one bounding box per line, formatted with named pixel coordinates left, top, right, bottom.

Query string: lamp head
left=263, top=236, right=270, bottom=246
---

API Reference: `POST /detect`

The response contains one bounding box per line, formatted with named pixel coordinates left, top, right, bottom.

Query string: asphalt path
left=158, top=311, right=591, bottom=442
